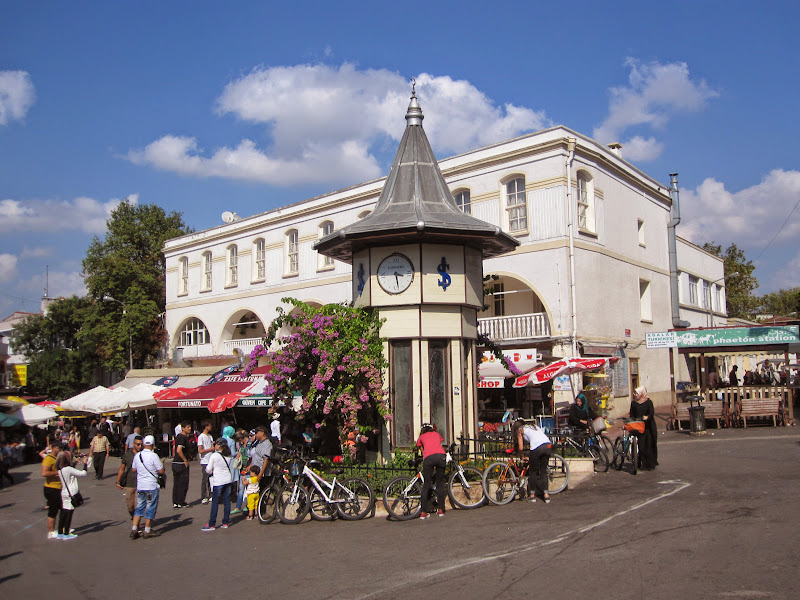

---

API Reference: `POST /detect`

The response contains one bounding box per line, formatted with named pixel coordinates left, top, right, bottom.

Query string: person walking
left=130, top=435, right=165, bottom=540
left=197, top=420, right=214, bottom=504
left=88, top=429, right=110, bottom=480
left=630, top=386, right=658, bottom=470
left=202, top=438, right=234, bottom=531
left=56, top=450, right=87, bottom=540
left=116, top=435, right=142, bottom=519
left=172, top=421, right=192, bottom=509
left=415, top=423, right=447, bottom=519
left=512, top=418, right=553, bottom=504
left=41, top=441, right=63, bottom=539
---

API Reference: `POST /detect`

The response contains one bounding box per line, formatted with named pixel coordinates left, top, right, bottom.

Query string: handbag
left=58, top=469, right=85, bottom=507
left=136, top=453, right=167, bottom=489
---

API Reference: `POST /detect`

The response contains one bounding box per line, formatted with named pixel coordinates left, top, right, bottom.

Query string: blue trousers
left=208, top=483, right=231, bottom=526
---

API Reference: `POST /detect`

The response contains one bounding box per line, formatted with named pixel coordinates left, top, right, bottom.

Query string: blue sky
left=2, top=1, right=799, bottom=319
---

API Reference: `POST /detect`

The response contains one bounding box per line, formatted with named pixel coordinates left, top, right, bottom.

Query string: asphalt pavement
left=1, top=426, right=799, bottom=600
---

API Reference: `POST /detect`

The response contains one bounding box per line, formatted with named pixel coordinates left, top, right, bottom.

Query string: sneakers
left=201, top=524, right=216, bottom=532
left=245, top=516, right=254, bottom=521
left=220, top=524, right=229, bottom=529
left=230, top=508, right=242, bottom=515
left=47, top=531, right=59, bottom=540
left=437, top=510, right=445, bottom=517
left=178, top=503, right=189, bottom=508
left=201, top=498, right=210, bottom=504
left=130, top=530, right=139, bottom=540
left=419, top=512, right=430, bottom=520
left=173, top=503, right=180, bottom=509
left=59, top=533, right=78, bottom=540
left=142, top=530, right=160, bottom=539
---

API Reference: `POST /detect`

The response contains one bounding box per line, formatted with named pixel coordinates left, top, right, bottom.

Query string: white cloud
left=594, top=58, right=718, bottom=161
left=129, top=63, right=548, bottom=186
left=679, top=169, right=800, bottom=250
left=18, top=268, right=86, bottom=300
left=0, top=70, right=35, bottom=126
left=20, top=246, right=52, bottom=259
left=0, top=254, right=18, bottom=282
left=0, top=194, right=132, bottom=234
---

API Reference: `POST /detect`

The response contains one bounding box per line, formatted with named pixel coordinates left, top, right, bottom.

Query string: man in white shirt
left=270, top=412, right=282, bottom=446
left=130, top=435, right=165, bottom=540
left=197, top=420, right=214, bottom=504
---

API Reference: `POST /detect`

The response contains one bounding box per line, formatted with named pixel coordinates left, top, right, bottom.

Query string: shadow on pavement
left=0, top=551, right=23, bottom=561
left=155, top=514, right=194, bottom=534
left=75, top=519, right=125, bottom=535
left=0, top=574, right=22, bottom=585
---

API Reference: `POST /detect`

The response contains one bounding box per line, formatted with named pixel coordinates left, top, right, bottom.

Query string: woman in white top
left=512, top=418, right=553, bottom=504
left=202, top=438, right=234, bottom=531
left=56, top=451, right=87, bottom=540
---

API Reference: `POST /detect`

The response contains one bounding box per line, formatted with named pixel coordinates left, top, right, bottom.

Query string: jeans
left=421, top=454, right=447, bottom=513
left=134, top=488, right=160, bottom=520
left=171, top=462, right=189, bottom=505
left=236, top=476, right=245, bottom=510
left=208, top=483, right=231, bottom=526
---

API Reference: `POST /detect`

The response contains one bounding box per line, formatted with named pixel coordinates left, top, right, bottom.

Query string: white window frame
left=577, top=171, right=595, bottom=233
left=179, top=318, right=210, bottom=346
left=318, top=221, right=335, bottom=270
left=454, top=189, right=471, bottom=215
left=504, top=176, right=527, bottom=232
left=285, top=229, right=299, bottom=276
left=253, top=238, right=266, bottom=281
left=202, top=252, right=212, bottom=291
left=227, top=245, right=238, bottom=287
left=639, top=279, right=652, bottom=322
left=688, top=275, right=698, bottom=305
left=179, top=257, right=189, bottom=295
left=702, top=280, right=711, bottom=310
left=714, top=286, right=722, bottom=313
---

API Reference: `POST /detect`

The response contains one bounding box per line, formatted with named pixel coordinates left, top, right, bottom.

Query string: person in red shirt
left=415, top=423, right=446, bottom=519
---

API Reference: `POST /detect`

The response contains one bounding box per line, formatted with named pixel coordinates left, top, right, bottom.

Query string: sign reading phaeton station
left=646, top=326, right=800, bottom=349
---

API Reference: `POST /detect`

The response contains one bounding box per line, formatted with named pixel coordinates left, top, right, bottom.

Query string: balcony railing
left=222, top=337, right=265, bottom=358
left=478, top=312, right=550, bottom=341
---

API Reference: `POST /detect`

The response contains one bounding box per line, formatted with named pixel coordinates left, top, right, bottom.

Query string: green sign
left=649, top=326, right=800, bottom=349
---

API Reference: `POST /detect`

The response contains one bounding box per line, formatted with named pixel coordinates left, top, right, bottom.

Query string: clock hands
left=394, top=271, right=400, bottom=287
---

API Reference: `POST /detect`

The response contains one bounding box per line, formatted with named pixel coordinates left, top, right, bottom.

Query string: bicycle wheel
left=481, top=461, right=519, bottom=506
left=612, top=437, right=625, bottom=471
left=335, top=477, right=375, bottom=520
left=599, top=434, right=614, bottom=459
left=447, top=465, right=486, bottom=509
left=256, top=484, right=279, bottom=525
left=545, top=453, right=569, bottom=494
left=587, top=444, right=609, bottom=473
left=309, top=487, right=336, bottom=521
left=383, top=476, right=422, bottom=521
left=630, top=436, right=638, bottom=475
left=277, top=483, right=310, bottom=524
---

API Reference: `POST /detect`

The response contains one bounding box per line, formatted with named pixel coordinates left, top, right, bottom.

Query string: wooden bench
left=673, top=400, right=725, bottom=430
left=739, top=398, right=783, bottom=427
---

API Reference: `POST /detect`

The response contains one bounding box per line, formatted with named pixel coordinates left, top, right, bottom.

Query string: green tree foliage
left=245, top=299, right=389, bottom=451
left=82, top=200, right=191, bottom=371
left=10, top=296, right=100, bottom=398
left=759, top=287, right=800, bottom=317
left=702, top=242, right=759, bottom=319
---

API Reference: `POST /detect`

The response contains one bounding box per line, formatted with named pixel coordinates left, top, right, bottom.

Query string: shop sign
left=648, top=326, right=799, bottom=349
left=239, top=397, right=272, bottom=407
left=9, top=365, right=27, bottom=386
left=553, top=375, right=572, bottom=391
left=176, top=400, right=205, bottom=408
left=646, top=332, right=678, bottom=348
left=477, top=378, right=505, bottom=389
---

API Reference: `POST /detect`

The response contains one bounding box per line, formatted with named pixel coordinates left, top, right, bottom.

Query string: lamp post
left=707, top=273, right=738, bottom=327
left=103, top=296, right=133, bottom=371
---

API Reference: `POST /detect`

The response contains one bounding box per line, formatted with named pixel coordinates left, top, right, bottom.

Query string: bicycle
left=255, top=448, right=292, bottom=525
left=382, top=444, right=485, bottom=520
left=481, top=449, right=570, bottom=505
left=276, top=455, right=375, bottom=524
left=556, top=427, right=610, bottom=473
left=612, top=419, right=643, bottom=475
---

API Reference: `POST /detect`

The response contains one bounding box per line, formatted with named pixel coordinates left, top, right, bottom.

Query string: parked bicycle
left=556, top=427, right=610, bottom=473
left=612, top=419, right=644, bottom=475
left=382, top=443, right=485, bottom=520
left=256, top=448, right=292, bottom=525
left=481, top=450, right=570, bottom=505
left=276, top=454, right=375, bottom=524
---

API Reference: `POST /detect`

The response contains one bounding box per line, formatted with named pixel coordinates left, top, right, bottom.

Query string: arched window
left=318, top=221, right=334, bottom=269
left=227, top=245, right=238, bottom=286
left=202, top=251, right=213, bottom=290
left=285, top=229, right=299, bottom=275
left=179, top=318, right=210, bottom=346
left=505, top=176, right=527, bottom=232
left=179, top=257, right=189, bottom=295
left=576, top=170, right=595, bottom=232
left=253, top=238, right=266, bottom=281
left=454, top=189, right=471, bottom=215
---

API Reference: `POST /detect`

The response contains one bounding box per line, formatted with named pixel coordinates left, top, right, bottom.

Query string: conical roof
left=314, top=88, right=519, bottom=264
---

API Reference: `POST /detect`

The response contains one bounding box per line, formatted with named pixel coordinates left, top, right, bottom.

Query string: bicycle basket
left=624, top=420, right=645, bottom=434
left=591, top=417, right=607, bottom=433
left=287, top=459, right=304, bottom=477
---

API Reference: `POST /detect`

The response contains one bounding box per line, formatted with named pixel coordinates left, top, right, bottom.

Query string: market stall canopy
left=513, top=356, right=619, bottom=388
left=92, top=383, right=163, bottom=413
left=0, top=412, right=21, bottom=427
left=9, top=403, right=58, bottom=425
left=157, top=366, right=272, bottom=409
left=0, top=397, right=26, bottom=410
left=60, top=386, right=118, bottom=412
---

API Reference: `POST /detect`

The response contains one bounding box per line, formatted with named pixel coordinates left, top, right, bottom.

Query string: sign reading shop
left=646, top=325, right=800, bottom=349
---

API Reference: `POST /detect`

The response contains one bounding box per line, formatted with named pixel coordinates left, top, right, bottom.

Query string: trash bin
left=687, top=395, right=706, bottom=434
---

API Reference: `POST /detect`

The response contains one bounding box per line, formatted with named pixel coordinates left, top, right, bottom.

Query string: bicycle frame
left=287, top=463, right=346, bottom=505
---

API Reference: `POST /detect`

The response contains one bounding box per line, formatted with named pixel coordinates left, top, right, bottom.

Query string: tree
left=82, top=200, right=192, bottom=371
left=759, top=288, right=800, bottom=317
left=702, top=242, right=759, bottom=319
left=10, top=296, right=100, bottom=398
left=245, top=299, right=389, bottom=451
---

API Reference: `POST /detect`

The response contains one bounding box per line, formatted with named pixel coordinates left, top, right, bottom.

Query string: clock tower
left=315, top=86, right=518, bottom=450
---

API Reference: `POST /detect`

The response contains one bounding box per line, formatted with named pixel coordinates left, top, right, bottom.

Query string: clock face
left=377, top=254, right=414, bottom=294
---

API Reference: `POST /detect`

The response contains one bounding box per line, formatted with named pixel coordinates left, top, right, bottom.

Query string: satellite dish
left=221, top=211, right=236, bottom=224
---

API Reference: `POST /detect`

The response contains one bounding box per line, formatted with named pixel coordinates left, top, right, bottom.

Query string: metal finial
left=411, top=78, right=416, bottom=97
left=406, top=78, right=423, bottom=125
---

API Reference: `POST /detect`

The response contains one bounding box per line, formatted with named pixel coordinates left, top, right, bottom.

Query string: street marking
left=661, top=434, right=800, bottom=445
left=357, top=480, right=691, bottom=599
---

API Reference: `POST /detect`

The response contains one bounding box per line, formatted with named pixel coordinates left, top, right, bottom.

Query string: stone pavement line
left=355, top=480, right=692, bottom=600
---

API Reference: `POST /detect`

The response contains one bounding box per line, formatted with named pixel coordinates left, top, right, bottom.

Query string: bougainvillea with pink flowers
left=245, top=298, right=389, bottom=447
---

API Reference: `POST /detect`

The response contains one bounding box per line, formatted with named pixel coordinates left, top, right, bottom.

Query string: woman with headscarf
left=630, top=386, right=658, bottom=470
left=568, top=393, right=597, bottom=429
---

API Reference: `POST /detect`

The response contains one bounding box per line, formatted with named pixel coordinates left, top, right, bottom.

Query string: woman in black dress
left=630, top=386, right=658, bottom=470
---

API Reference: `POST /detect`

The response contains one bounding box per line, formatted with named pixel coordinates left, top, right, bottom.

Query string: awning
left=478, top=348, right=541, bottom=380
left=157, top=367, right=271, bottom=409
left=61, top=386, right=120, bottom=411
left=9, top=403, right=58, bottom=425
left=513, top=356, right=619, bottom=388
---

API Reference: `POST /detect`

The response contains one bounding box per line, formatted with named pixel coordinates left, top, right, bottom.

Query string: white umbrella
left=95, top=383, right=160, bottom=413
left=60, top=386, right=114, bottom=412
left=10, top=403, right=58, bottom=425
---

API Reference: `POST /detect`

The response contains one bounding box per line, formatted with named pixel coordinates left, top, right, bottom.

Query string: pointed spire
left=405, top=79, right=424, bottom=126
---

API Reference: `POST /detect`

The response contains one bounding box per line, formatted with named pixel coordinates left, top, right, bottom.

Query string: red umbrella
left=207, top=392, right=251, bottom=414
left=35, top=400, right=61, bottom=408
left=513, top=356, right=619, bottom=388
left=154, top=387, right=200, bottom=401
